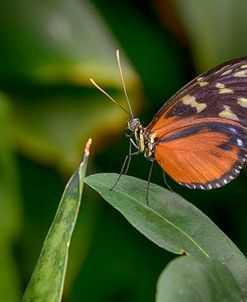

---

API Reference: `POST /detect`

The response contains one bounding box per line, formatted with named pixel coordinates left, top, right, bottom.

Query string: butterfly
left=91, top=51, right=247, bottom=191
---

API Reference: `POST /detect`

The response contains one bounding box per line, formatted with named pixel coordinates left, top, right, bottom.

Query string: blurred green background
left=1, top=0, right=247, bottom=301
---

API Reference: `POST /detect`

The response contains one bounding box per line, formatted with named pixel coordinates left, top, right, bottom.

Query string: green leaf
left=0, top=92, right=21, bottom=239
left=174, top=0, right=247, bottom=71
left=0, top=238, right=21, bottom=302
left=85, top=173, right=247, bottom=295
left=0, top=92, right=22, bottom=301
left=11, top=93, right=138, bottom=171
left=0, top=0, right=136, bottom=85
left=22, top=138, right=92, bottom=302
left=156, top=255, right=244, bottom=302
left=0, top=0, right=141, bottom=171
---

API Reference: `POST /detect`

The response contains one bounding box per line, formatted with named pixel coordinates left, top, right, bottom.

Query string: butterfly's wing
left=148, top=56, right=247, bottom=132
left=146, top=57, right=247, bottom=189
left=154, top=118, right=247, bottom=189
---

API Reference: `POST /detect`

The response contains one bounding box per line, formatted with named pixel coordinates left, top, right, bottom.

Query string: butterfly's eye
left=124, top=128, right=133, bottom=138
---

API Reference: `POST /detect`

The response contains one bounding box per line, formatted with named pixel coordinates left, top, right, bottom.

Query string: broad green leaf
left=85, top=173, right=247, bottom=295
left=0, top=92, right=22, bottom=301
left=0, top=238, right=21, bottom=302
left=156, top=255, right=244, bottom=302
left=0, top=92, right=21, bottom=239
left=22, top=138, right=92, bottom=302
left=0, top=0, right=141, bottom=171
left=0, top=0, right=137, bottom=86
left=11, top=92, right=139, bottom=172
left=173, top=0, right=247, bottom=71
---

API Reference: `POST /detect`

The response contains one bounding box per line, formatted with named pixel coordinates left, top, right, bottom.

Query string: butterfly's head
left=127, top=118, right=145, bottom=152
left=128, top=118, right=141, bottom=132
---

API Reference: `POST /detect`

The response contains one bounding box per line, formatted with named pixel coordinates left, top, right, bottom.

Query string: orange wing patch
left=150, top=116, right=242, bottom=139
left=154, top=125, right=246, bottom=189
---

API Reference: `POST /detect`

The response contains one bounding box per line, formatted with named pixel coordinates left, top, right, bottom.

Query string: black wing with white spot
left=145, top=56, right=247, bottom=190
left=147, top=56, right=247, bottom=129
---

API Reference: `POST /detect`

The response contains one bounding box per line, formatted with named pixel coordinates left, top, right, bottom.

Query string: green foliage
left=0, top=92, right=21, bottom=301
left=18, top=168, right=247, bottom=301
left=0, top=0, right=247, bottom=301
left=85, top=173, right=247, bottom=300
left=22, top=140, right=90, bottom=301
left=174, top=0, right=247, bottom=70
left=0, top=0, right=140, bottom=172
left=156, top=256, right=244, bottom=302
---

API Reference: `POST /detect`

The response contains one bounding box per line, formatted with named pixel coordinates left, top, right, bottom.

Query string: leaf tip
left=85, top=138, right=92, bottom=156
left=81, top=138, right=92, bottom=166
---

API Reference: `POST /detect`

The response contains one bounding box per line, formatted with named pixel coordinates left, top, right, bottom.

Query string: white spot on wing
left=237, top=138, right=243, bottom=147
left=215, top=82, right=233, bottom=94
left=238, top=97, right=247, bottom=108
left=221, top=69, right=232, bottom=76
left=181, top=95, right=207, bottom=113
left=229, top=127, right=237, bottom=133
left=199, top=81, right=209, bottom=87
left=215, top=82, right=225, bottom=89
left=219, top=105, right=238, bottom=121
left=234, top=69, right=247, bottom=77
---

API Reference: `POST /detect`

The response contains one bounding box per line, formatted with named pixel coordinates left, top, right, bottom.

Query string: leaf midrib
left=92, top=180, right=209, bottom=257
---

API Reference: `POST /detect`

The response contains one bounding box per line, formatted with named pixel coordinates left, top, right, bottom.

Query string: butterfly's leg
left=162, top=170, right=174, bottom=192
left=146, top=158, right=155, bottom=206
left=110, top=141, right=141, bottom=191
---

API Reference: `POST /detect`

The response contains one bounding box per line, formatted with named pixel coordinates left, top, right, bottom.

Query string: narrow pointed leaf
left=156, top=255, right=244, bottom=302
left=22, top=138, right=92, bottom=302
left=85, top=173, right=247, bottom=295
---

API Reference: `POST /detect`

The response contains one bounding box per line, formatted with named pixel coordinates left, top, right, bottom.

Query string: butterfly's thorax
left=128, top=118, right=145, bottom=152
left=143, top=130, right=157, bottom=159
left=128, top=117, right=158, bottom=159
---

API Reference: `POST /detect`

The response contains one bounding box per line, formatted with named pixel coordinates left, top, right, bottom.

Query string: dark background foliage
left=0, top=0, right=247, bottom=301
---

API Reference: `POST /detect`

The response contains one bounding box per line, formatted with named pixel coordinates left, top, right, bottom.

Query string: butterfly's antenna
left=90, top=78, right=130, bottom=117
left=116, top=49, right=134, bottom=119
